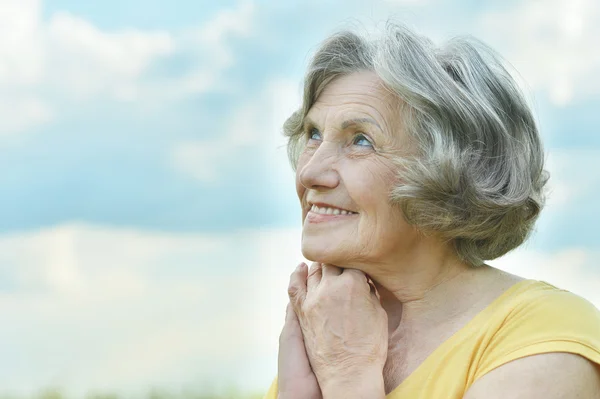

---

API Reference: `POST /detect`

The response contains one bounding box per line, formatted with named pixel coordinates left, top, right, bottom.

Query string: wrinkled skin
left=289, top=262, right=388, bottom=392
left=277, top=71, right=401, bottom=398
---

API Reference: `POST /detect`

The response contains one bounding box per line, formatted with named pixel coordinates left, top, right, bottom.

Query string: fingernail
left=297, top=262, right=305, bottom=270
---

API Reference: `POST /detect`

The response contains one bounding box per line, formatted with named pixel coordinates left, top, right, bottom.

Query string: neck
left=372, top=261, right=476, bottom=336
left=337, top=240, right=482, bottom=337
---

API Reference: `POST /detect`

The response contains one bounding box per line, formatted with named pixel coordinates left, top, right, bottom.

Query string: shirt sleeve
left=263, top=375, right=278, bottom=399
left=474, top=287, right=600, bottom=380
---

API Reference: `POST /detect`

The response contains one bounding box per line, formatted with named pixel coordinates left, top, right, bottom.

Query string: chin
left=301, top=236, right=342, bottom=264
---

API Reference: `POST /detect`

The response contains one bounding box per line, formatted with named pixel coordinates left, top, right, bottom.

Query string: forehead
left=307, top=71, right=402, bottom=127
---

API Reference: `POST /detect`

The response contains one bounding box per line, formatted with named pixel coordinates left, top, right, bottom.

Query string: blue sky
left=0, top=0, right=599, bottom=397
left=1, top=0, right=598, bottom=246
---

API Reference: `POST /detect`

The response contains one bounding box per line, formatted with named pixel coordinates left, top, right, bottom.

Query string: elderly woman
left=263, top=23, right=600, bottom=399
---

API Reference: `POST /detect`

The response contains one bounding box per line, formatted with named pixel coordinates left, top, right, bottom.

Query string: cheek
left=349, top=161, right=397, bottom=212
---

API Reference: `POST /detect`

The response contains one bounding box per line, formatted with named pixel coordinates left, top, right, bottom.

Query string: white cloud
left=478, top=0, right=600, bottom=106
left=0, top=222, right=294, bottom=397
left=0, top=0, right=256, bottom=135
left=0, top=96, right=52, bottom=135
left=46, top=12, right=173, bottom=101
left=195, top=0, right=254, bottom=59
left=0, top=0, right=174, bottom=134
left=0, top=0, right=43, bottom=87
left=169, top=140, right=231, bottom=183
left=148, top=1, right=256, bottom=99
left=384, top=0, right=428, bottom=4
left=489, top=248, right=600, bottom=309
left=0, top=222, right=598, bottom=397
left=544, top=149, right=600, bottom=207
left=0, top=0, right=48, bottom=134
left=169, top=77, right=301, bottom=183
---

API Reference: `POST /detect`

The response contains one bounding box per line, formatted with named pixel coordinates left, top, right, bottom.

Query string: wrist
left=320, top=370, right=385, bottom=399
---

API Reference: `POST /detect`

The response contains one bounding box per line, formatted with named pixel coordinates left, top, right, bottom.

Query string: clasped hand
left=278, top=262, right=389, bottom=399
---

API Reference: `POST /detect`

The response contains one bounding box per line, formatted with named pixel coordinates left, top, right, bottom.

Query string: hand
left=288, top=262, right=388, bottom=394
left=277, top=264, right=323, bottom=399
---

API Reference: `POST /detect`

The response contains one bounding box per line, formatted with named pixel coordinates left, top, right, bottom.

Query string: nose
left=298, top=141, right=340, bottom=190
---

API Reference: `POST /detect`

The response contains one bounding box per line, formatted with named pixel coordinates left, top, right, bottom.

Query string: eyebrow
left=341, top=117, right=382, bottom=131
left=304, top=117, right=383, bottom=132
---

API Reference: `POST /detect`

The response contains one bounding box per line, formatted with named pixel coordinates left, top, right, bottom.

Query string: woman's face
left=296, top=71, right=419, bottom=266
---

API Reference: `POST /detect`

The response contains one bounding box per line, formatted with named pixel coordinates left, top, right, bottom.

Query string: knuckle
left=303, top=298, right=316, bottom=313
left=341, top=274, right=363, bottom=290
left=307, top=264, right=320, bottom=277
left=287, top=283, right=298, bottom=297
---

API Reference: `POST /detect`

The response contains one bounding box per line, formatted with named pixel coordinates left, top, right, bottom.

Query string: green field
left=0, top=388, right=265, bottom=399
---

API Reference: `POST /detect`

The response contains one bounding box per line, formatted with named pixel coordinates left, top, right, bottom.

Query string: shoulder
left=467, top=280, right=600, bottom=398
left=464, top=352, right=600, bottom=398
left=512, top=280, right=600, bottom=335
left=480, top=279, right=600, bottom=361
left=485, top=279, right=600, bottom=339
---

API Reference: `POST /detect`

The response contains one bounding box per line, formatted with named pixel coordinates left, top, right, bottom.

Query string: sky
left=0, top=0, right=599, bottom=397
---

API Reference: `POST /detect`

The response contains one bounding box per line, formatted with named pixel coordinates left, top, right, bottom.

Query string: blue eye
left=308, top=128, right=322, bottom=140
left=353, top=134, right=373, bottom=147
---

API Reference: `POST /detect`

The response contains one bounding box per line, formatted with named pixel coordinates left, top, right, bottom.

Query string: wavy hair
left=284, top=22, right=549, bottom=267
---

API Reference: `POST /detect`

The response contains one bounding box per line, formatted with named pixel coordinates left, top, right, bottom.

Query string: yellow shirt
left=263, top=279, right=600, bottom=398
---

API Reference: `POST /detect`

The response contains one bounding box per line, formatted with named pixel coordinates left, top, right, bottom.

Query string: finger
left=306, top=262, right=322, bottom=293
left=342, top=268, right=370, bottom=285
left=341, top=268, right=373, bottom=295
left=368, top=279, right=379, bottom=298
left=285, top=301, right=294, bottom=323
left=284, top=301, right=302, bottom=331
left=367, top=275, right=382, bottom=303
left=288, top=262, right=308, bottom=310
left=321, top=263, right=343, bottom=279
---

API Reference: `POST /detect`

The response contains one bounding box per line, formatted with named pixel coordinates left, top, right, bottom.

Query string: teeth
left=310, top=205, right=356, bottom=215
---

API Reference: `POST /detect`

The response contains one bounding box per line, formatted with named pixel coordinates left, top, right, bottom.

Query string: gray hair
left=284, top=22, right=549, bottom=267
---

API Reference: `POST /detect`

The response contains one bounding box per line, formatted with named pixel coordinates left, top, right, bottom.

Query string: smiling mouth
left=309, top=204, right=358, bottom=215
